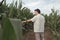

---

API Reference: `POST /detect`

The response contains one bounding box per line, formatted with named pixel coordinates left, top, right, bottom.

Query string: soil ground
left=23, top=28, right=53, bottom=40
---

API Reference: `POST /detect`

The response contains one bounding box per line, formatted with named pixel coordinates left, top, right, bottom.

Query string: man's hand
left=22, top=21, right=26, bottom=23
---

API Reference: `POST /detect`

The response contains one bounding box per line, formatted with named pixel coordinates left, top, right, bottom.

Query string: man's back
left=37, top=14, right=45, bottom=26
left=31, top=14, right=45, bottom=32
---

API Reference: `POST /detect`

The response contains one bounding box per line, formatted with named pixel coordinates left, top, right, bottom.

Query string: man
left=22, top=9, right=45, bottom=40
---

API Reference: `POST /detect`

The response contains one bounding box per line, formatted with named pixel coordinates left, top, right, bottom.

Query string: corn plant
left=2, top=16, right=22, bottom=40
left=44, top=9, right=60, bottom=40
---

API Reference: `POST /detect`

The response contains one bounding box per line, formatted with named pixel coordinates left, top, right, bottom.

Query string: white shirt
left=31, top=14, right=45, bottom=32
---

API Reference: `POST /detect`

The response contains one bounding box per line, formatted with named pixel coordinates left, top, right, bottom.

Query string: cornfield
left=0, top=0, right=60, bottom=40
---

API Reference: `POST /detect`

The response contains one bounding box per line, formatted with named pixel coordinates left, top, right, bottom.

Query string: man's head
left=34, top=9, right=41, bottom=15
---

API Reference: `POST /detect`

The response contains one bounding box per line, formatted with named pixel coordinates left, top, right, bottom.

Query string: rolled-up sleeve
left=30, top=16, right=36, bottom=22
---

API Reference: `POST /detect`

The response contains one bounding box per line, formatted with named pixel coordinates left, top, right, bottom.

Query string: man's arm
left=22, top=16, right=36, bottom=23
left=22, top=19, right=32, bottom=23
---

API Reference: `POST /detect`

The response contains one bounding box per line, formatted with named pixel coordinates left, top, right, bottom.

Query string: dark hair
left=34, top=9, right=41, bottom=14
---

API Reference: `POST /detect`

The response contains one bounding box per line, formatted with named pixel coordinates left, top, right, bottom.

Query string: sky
left=22, top=0, right=60, bottom=15
left=0, top=0, right=60, bottom=15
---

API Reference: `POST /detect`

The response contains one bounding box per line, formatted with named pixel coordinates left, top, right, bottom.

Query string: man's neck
left=35, top=14, right=39, bottom=16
